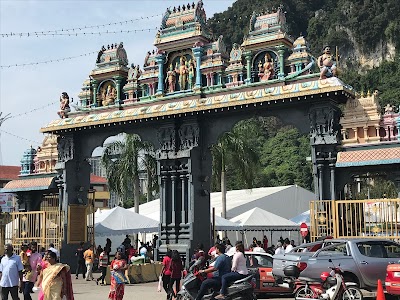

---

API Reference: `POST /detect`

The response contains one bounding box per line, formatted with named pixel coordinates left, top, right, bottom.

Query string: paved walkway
left=68, top=276, right=166, bottom=300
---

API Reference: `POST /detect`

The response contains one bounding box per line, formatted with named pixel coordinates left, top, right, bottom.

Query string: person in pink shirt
left=23, top=241, right=42, bottom=300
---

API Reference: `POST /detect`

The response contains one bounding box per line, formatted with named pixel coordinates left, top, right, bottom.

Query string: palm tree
left=101, top=134, right=156, bottom=212
left=211, top=121, right=259, bottom=219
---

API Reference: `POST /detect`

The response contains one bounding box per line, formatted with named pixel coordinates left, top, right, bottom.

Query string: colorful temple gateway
left=30, top=1, right=400, bottom=264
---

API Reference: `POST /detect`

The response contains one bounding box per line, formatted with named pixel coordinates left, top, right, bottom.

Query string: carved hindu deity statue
left=176, top=56, right=188, bottom=91
left=57, top=92, right=71, bottom=118
left=166, top=64, right=177, bottom=93
left=102, top=84, right=116, bottom=106
left=188, top=59, right=195, bottom=90
left=258, top=53, right=274, bottom=81
left=318, top=45, right=337, bottom=79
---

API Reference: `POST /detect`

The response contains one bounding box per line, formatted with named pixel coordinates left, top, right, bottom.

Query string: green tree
left=261, top=127, right=312, bottom=189
left=101, top=134, right=156, bottom=211
left=211, top=121, right=259, bottom=219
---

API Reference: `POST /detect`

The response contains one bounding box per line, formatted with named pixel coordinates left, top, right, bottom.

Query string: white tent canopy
left=230, top=207, right=298, bottom=231
left=95, top=206, right=159, bottom=236
left=290, top=210, right=310, bottom=226
left=128, top=201, right=241, bottom=231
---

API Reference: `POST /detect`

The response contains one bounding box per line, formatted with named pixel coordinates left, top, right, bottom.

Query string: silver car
left=273, top=238, right=400, bottom=289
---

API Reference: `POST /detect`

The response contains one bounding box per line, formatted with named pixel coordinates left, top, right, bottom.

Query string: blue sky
left=0, top=0, right=236, bottom=166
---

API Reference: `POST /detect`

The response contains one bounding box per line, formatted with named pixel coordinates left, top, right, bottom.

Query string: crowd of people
left=0, top=242, right=73, bottom=300
left=159, top=236, right=298, bottom=300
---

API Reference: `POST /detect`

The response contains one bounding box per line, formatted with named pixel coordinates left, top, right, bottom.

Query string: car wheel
left=342, top=286, right=363, bottom=300
left=295, top=286, right=315, bottom=300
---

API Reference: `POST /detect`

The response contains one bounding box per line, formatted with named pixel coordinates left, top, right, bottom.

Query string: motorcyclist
left=195, top=244, right=231, bottom=300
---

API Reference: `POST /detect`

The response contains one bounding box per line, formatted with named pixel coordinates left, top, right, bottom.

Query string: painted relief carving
left=318, top=45, right=337, bottom=79
left=157, top=126, right=176, bottom=152
left=178, top=123, right=199, bottom=150
left=99, top=82, right=116, bottom=106
left=258, top=53, right=274, bottom=81
left=57, top=136, right=74, bottom=162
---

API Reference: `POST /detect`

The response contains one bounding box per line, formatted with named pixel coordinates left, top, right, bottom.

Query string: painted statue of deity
left=258, top=53, right=274, bottom=81
left=58, top=92, right=71, bottom=118
left=166, top=64, right=177, bottom=93
left=318, top=45, right=337, bottom=79
left=176, top=56, right=188, bottom=91
left=102, top=84, right=116, bottom=106
left=188, top=60, right=195, bottom=90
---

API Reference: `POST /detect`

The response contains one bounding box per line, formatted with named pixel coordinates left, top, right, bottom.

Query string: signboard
left=0, top=193, right=15, bottom=212
left=300, top=222, right=308, bottom=237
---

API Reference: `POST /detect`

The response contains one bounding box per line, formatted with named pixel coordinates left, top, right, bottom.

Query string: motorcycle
left=177, top=257, right=257, bottom=300
left=281, top=260, right=363, bottom=300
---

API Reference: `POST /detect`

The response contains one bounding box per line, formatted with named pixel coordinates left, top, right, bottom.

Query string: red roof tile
left=337, top=148, right=400, bottom=163
left=0, top=166, right=20, bottom=180
left=90, top=174, right=107, bottom=184
left=2, top=176, right=55, bottom=192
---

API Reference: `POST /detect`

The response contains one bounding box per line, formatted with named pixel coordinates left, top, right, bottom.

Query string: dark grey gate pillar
left=57, top=135, right=91, bottom=269
left=309, top=103, right=342, bottom=200
left=156, top=118, right=212, bottom=263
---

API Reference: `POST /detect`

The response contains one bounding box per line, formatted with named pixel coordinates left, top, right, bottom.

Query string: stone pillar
left=244, top=51, right=252, bottom=84
left=156, top=119, right=212, bottom=265
left=92, top=80, right=98, bottom=107
left=363, top=127, right=368, bottom=142
left=156, top=53, right=166, bottom=94
left=277, top=47, right=285, bottom=80
left=192, top=47, right=203, bottom=88
left=329, top=163, right=336, bottom=200
left=309, top=103, right=342, bottom=201
left=115, top=78, right=122, bottom=104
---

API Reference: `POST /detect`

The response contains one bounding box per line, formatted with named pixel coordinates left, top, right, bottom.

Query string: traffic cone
left=377, top=279, right=385, bottom=300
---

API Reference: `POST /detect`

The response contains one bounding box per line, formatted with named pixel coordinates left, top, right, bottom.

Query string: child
left=20, top=244, right=32, bottom=281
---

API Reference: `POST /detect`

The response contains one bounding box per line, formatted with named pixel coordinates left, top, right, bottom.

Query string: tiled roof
left=336, top=148, right=400, bottom=167
left=1, top=176, right=56, bottom=192
left=90, top=174, right=107, bottom=184
left=0, top=166, right=20, bottom=180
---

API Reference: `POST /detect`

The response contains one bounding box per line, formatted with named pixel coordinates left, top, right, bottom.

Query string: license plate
left=262, top=282, right=274, bottom=287
left=394, top=272, right=400, bottom=277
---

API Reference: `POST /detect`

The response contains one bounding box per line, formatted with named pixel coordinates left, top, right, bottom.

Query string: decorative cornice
left=41, top=77, right=354, bottom=133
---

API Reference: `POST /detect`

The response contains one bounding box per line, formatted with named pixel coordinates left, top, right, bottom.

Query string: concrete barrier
left=141, top=263, right=158, bottom=282
left=128, top=264, right=143, bottom=284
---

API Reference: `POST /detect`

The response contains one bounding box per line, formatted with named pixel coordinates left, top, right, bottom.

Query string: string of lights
left=0, top=129, right=41, bottom=145
left=1, top=13, right=162, bottom=38
left=0, top=51, right=97, bottom=68
left=9, top=102, right=58, bottom=119
left=1, top=27, right=159, bottom=38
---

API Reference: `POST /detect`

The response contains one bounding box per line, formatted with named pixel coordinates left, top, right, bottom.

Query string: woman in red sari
left=109, top=251, right=128, bottom=300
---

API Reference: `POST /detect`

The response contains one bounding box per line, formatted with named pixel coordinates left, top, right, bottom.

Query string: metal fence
left=310, top=199, right=400, bottom=241
left=7, top=210, right=64, bottom=252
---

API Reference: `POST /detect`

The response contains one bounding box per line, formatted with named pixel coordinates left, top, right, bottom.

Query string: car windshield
left=245, top=254, right=272, bottom=268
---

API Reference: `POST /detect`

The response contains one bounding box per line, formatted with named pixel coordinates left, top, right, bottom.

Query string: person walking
left=0, top=243, right=24, bottom=300
left=22, top=242, right=42, bottom=300
left=97, top=247, right=108, bottom=285
left=109, top=251, right=128, bottom=300
left=48, top=243, right=60, bottom=262
left=83, top=245, right=95, bottom=281
left=160, top=250, right=172, bottom=297
left=169, top=250, right=183, bottom=299
left=215, top=243, right=248, bottom=299
left=75, top=242, right=85, bottom=280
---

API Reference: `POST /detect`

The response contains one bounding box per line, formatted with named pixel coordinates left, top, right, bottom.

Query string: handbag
left=112, top=271, right=129, bottom=284
left=157, top=275, right=163, bottom=292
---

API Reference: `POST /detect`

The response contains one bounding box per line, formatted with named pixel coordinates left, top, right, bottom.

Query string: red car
left=245, top=251, right=292, bottom=295
left=386, top=263, right=400, bottom=295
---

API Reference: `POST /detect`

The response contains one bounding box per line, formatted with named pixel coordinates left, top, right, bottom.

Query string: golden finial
left=367, top=90, right=371, bottom=97
left=360, top=90, right=365, bottom=97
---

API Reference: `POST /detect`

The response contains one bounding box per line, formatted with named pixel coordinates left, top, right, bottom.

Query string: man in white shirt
left=0, top=243, right=24, bottom=300
left=48, top=243, right=60, bottom=261
left=253, top=241, right=266, bottom=253
left=284, top=239, right=293, bottom=253
left=274, top=242, right=285, bottom=255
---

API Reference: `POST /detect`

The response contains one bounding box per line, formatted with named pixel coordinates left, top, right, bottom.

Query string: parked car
left=385, top=263, right=400, bottom=295
left=244, top=251, right=292, bottom=295
left=273, top=238, right=400, bottom=290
